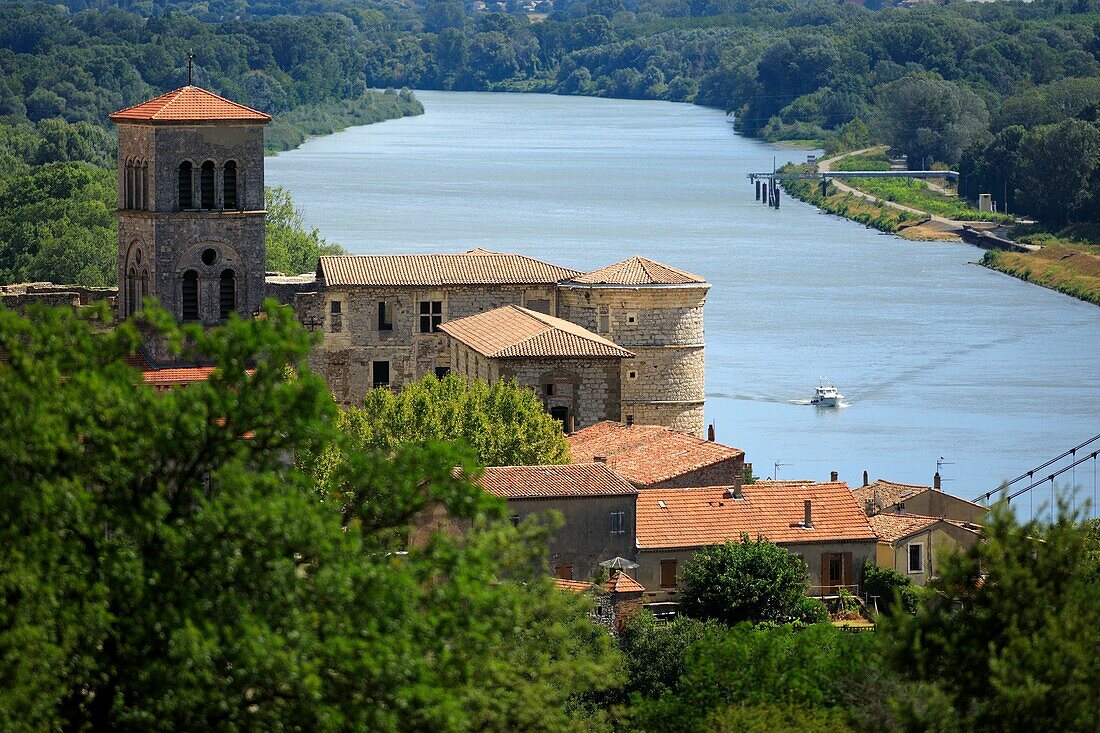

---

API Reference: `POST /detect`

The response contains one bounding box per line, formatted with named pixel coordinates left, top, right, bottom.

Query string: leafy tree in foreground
left=885, top=506, right=1100, bottom=733
left=678, top=537, right=808, bottom=625
left=0, top=302, right=617, bottom=731
left=337, top=374, right=571, bottom=468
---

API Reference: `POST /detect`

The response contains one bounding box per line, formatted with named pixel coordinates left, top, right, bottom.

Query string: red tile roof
left=440, top=306, right=634, bottom=359
left=604, top=571, right=645, bottom=593
left=852, top=479, right=930, bottom=512
left=477, top=463, right=637, bottom=499
left=869, top=513, right=982, bottom=543
left=571, top=256, right=706, bottom=285
left=110, top=86, right=271, bottom=124
left=318, top=249, right=581, bottom=287
left=141, top=366, right=219, bottom=385
left=636, top=481, right=876, bottom=550
left=567, top=422, right=743, bottom=488
left=554, top=578, right=602, bottom=593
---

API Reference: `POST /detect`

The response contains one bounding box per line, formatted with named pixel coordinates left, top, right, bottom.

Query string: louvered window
left=219, top=270, right=236, bottom=320
left=200, top=161, right=215, bottom=209
left=181, top=270, right=199, bottom=321
left=178, top=162, right=193, bottom=209
left=223, top=161, right=238, bottom=209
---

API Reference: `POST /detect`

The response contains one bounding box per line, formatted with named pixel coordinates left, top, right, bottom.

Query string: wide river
left=268, top=90, right=1100, bottom=517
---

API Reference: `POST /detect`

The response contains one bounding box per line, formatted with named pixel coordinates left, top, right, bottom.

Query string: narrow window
left=378, top=301, right=392, bottom=331
left=372, top=360, right=390, bottom=388
left=126, top=267, right=137, bottom=316
left=330, top=300, right=341, bottom=314
left=510, top=514, right=520, bottom=527
left=219, top=269, right=236, bottom=319
left=660, top=559, right=677, bottom=588
left=223, top=161, right=238, bottom=209
left=625, top=414, right=635, bottom=426
left=609, top=510, right=625, bottom=535
left=434, top=366, right=450, bottom=379
left=829, top=554, right=844, bottom=583
left=543, top=383, right=554, bottom=396
left=908, top=543, right=924, bottom=573
left=125, top=162, right=133, bottom=209
left=200, top=160, right=215, bottom=210
left=597, top=304, right=610, bottom=333
left=178, top=162, right=193, bottom=209
left=140, top=270, right=148, bottom=310
left=329, top=300, right=342, bottom=333
left=419, top=300, right=442, bottom=333
left=181, top=270, right=199, bottom=321
left=554, top=564, right=573, bottom=580
left=140, top=162, right=148, bottom=210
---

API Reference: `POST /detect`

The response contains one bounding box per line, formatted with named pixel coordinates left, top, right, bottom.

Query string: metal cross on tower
left=187, top=52, right=196, bottom=86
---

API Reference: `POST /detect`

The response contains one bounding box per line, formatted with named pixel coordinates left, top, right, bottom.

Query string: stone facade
left=116, top=122, right=267, bottom=328
left=558, top=283, right=708, bottom=436
left=305, top=283, right=557, bottom=405
left=497, top=355, right=624, bottom=430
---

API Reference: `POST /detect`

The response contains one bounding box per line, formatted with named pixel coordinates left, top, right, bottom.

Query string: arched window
left=178, top=162, right=193, bottom=209
left=182, top=270, right=199, bottom=321
left=219, top=269, right=236, bottom=319
left=140, top=269, right=149, bottom=310
left=140, top=161, right=149, bottom=210
left=126, top=267, right=137, bottom=316
left=223, top=161, right=238, bottom=210
left=125, top=160, right=134, bottom=209
left=200, top=160, right=215, bottom=210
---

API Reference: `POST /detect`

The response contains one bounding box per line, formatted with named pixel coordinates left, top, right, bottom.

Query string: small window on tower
left=219, top=269, right=236, bottom=320
left=200, top=161, right=215, bottom=210
left=181, top=270, right=199, bottom=321
left=223, top=161, right=238, bottom=209
left=178, top=161, right=193, bottom=209
left=378, top=301, right=392, bottom=331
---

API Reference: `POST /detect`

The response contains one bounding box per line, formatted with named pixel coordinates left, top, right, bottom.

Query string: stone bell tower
left=110, top=77, right=271, bottom=326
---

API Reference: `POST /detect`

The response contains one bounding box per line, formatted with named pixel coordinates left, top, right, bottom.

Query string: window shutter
left=842, top=552, right=853, bottom=589
left=820, top=552, right=830, bottom=591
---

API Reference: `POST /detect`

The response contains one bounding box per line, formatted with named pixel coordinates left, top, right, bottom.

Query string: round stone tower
left=557, top=257, right=708, bottom=436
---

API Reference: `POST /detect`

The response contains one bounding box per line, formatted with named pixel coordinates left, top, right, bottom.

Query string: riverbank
left=981, top=228, right=1100, bottom=306
left=265, top=90, right=423, bottom=155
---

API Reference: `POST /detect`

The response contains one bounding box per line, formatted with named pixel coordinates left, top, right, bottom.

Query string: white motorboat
left=811, top=381, right=843, bottom=407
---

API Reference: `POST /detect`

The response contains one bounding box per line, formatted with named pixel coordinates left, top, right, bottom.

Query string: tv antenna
left=187, top=51, right=196, bottom=86
left=773, top=460, right=790, bottom=480
left=937, top=456, right=955, bottom=482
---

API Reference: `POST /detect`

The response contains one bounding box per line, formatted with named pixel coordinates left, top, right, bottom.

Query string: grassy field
left=834, top=151, right=1010, bottom=223
left=780, top=164, right=925, bottom=235
left=982, top=225, right=1100, bottom=305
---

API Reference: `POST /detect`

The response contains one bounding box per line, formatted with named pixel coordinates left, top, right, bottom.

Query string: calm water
left=267, top=91, right=1100, bottom=517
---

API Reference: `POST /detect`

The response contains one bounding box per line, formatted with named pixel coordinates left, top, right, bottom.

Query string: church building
left=104, top=84, right=711, bottom=435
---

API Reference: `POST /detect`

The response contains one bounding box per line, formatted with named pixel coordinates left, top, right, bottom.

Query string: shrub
left=862, top=560, right=918, bottom=614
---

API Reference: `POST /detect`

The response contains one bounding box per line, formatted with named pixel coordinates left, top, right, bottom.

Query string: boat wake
left=709, top=392, right=851, bottom=408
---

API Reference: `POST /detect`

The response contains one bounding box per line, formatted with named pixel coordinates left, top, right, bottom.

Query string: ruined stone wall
left=557, top=284, right=708, bottom=435
left=646, top=454, right=744, bottom=489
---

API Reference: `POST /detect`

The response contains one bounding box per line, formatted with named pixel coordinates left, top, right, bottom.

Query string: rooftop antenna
left=773, top=460, right=790, bottom=481
left=936, top=456, right=955, bottom=487
left=187, top=51, right=196, bottom=86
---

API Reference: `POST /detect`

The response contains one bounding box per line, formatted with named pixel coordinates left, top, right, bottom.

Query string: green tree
left=873, top=73, right=990, bottom=166
left=264, top=185, right=346, bottom=275
left=334, top=374, right=571, bottom=469
left=1016, top=119, right=1100, bottom=225
left=886, top=506, right=1100, bottom=732
left=678, top=537, right=808, bottom=625
left=861, top=558, right=918, bottom=614
left=618, top=612, right=727, bottom=698
left=0, top=302, right=618, bottom=731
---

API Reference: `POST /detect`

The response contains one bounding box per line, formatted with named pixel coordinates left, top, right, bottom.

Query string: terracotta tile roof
left=636, top=481, right=877, bottom=550
left=571, top=256, right=706, bottom=285
left=109, top=86, right=271, bottom=124
left=567, top=422, right=743, bottom=488
left=440, top=306, right=633, bottom=359
left=318, top=249, right=581, bottom=287
left=142, top=366, right=219, bottom=385
left=477, top=463, right=637, bottom=499
left=852, top=479, right=930, bottom=512
left=604, top=571, right=645, bottom=593
left=869, top=513, right=984, bottom=543
left=554, top=578, right=603, bottom=593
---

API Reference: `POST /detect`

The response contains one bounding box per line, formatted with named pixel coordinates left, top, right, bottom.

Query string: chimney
left=934, top=472, right=941, bottom=491
left=593, top=455, right=607, bottom=464
left=707, top=423, right=716, bottom=442
left=863, top=470, right=869, bottom=486
left=726, top=482, right=743, bottom=499
left=803, top=499, right=813, bottom=529
left=830, top=470, right=838, bottom=482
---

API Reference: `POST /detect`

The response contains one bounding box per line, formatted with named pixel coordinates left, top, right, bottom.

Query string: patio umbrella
left=599, top=556, right=639, bottom=570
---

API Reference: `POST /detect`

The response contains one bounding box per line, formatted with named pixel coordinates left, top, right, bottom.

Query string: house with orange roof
left=869, top=513, right=982, bottom=587
left=853, top=476, right=986, bottom=523
left=475, top=463, right=638, bottom=581
left=567, top=421, right=745, bottom=489
left=634, top=481, right=877, bottom=602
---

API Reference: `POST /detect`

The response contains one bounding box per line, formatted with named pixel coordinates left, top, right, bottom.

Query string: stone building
left=634, top=480, right=877, bottom=603
left=110, top=86, right=271, bottom=333
left=853, top=477, right=987, bottom=523
left=558, top=257, right=709, bottom=434
left=869, top=513, right=982, bottom=588
left=440, top=305, right=634, bottom=430
left=475, top=463, right=639, bottom=581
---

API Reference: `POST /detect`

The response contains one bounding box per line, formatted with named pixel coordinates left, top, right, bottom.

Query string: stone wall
left=497, top=354, right=624, bottom=429
left=647, top=453, right=744, bottom=489
left=558, top=284, right=708, bottom=436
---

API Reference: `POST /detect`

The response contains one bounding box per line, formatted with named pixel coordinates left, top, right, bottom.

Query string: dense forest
left=1, top=0, right=1098, bottom=282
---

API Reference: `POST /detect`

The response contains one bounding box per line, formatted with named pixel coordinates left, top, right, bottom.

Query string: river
left=267, top=90, right=1100, bottom=518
